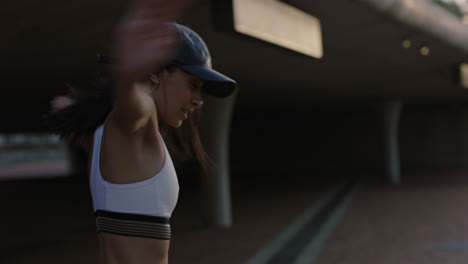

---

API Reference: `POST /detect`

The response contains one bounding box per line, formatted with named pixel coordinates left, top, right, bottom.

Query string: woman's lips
left=181, top=109, right=188, bottom=119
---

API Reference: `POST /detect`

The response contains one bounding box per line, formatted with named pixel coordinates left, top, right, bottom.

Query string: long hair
left=44, top=78, right=113, bottom=146
left=159, top=111, right=213, bottom=174
left=44, top=72, right=212, bottom=173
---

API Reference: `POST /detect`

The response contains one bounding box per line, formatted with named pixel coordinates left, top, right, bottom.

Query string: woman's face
left=152, top=67, right=204, bottom=128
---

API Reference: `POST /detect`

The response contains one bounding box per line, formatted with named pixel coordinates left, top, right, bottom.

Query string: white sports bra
left=89, top=124, right=179, bottom=240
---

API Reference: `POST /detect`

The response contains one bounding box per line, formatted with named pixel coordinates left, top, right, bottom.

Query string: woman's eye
left=191, top=82, right=200, bottom=90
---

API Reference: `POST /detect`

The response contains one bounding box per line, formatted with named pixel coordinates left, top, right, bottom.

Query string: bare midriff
left=98, top=232, right=170, bottom=264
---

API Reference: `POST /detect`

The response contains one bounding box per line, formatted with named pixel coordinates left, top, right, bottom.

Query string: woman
left=46, top=1, right=236, bottom=262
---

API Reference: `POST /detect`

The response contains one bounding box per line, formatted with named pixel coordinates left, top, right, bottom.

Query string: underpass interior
left=4, top=102, right=468, bottom=263
left=4, top=0, right=468, bottom=263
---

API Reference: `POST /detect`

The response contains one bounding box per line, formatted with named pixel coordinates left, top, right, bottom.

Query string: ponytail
left=44, top=79, right=113, bottom=146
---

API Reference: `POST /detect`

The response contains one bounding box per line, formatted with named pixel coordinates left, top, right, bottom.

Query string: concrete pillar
left=462, top=107, right=468, bottom=162
left=199, top=91, right=237, bottom=228
left=379, top=100, right=403, bottom=185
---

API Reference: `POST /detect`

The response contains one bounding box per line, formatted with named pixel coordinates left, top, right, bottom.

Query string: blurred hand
left=111, top=0, right=193, bottom=84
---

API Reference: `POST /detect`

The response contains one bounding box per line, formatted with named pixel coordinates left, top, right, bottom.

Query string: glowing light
left=460, top=63, right=468, bottom=89
left=233, top=0, right=323, bottom=58
left=402, top=39, right=412, bottom=48
left=420, top=46, right=430, bottom=56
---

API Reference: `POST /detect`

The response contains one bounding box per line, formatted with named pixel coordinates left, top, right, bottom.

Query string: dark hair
left=160, top=111, right=213, bottom=173
left=44, top=68, right=212, bottom=173
left=44, top=78, right=113, bottom=146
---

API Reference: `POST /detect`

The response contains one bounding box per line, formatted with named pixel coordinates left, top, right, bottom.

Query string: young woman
left=46, top=1, right=236, bottom=263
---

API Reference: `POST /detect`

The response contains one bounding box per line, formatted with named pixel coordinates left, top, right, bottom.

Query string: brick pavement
left=4, top=168, right=467, bottom=264
left=316, top=168, right=468, bottom=264
left=0, top=175, right=330, bottom=264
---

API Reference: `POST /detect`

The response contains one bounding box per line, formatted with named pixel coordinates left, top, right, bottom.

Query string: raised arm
left=108, top=0, right=193, bottom=134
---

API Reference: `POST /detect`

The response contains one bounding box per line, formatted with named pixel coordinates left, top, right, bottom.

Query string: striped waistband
left=95, top=210, right=171, bottom=240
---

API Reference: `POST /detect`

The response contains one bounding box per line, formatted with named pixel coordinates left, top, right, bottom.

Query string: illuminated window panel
left=233, top=0, right=323, bottom=58
left=460, top=63, right=468, bottom=89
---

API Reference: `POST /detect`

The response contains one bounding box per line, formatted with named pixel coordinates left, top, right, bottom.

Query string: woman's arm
left=108, top=0, right=193, bottom=134
left=109, top=81, right=156, bottom=134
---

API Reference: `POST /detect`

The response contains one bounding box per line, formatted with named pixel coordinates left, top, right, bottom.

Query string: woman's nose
left=192, top=99, right=203, bottom=109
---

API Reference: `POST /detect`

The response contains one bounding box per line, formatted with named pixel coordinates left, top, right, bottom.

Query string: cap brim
left=176, top=65, right=237, bottom=98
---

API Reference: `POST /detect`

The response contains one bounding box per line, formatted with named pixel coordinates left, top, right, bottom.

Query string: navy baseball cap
left=97, top=23, right=236, bottom=98
left=170, top=23, right=236, bottom=98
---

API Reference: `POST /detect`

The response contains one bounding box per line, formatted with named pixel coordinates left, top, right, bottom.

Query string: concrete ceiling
left=2, top=0, right=468, bottom=132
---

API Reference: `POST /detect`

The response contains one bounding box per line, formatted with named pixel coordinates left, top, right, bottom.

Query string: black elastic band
left=95, top=210, right=170, bottom=224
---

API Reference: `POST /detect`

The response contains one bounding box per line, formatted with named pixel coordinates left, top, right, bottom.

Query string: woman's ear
left=149, top=74, right=160, bottom=85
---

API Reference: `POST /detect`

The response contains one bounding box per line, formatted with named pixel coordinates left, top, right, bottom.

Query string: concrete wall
left=399, top=104, right=468, bottom=169
left=229, top=104, right=468, bottom=184
left=229, top=106, right=383, bottom=185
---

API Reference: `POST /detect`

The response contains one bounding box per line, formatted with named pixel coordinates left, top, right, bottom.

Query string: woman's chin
left=169, top=120, right=183, bottom=128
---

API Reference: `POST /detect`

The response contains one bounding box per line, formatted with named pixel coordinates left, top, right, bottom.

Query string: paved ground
left=316, top=168, right=468, bottom=264
left=0, top=172, right=334, bottom=264
left=3, top=167, right=468, bottom=264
